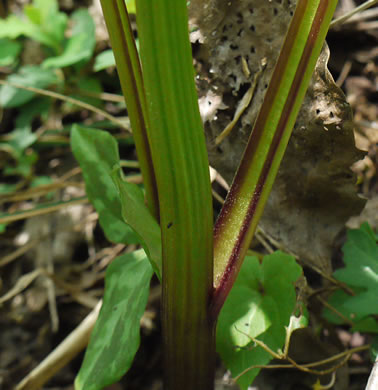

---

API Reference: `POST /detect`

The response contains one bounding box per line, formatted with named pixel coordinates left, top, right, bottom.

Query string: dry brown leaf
left=190, top=0, right=365, bottom=273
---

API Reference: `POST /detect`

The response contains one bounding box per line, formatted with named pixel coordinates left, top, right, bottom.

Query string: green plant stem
left=136, top=0, right=215, bottom=389
left=100, top=0, right=159, bottom=219
left=211, top=0, right=339, bottom=317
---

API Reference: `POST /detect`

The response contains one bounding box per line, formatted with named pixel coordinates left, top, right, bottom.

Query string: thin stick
left=0, top=197, right=88, bottom=224
left=234, top=344, right=369, bottom=381
left=0, top=80, right=130, bottom=132
left=15, top=301, right=102, bottom=390
left=0, top=239, right=40, bottom=267
left=67, top=88, right=125, bottom=103
left=330, top=0, right=378, bottom=28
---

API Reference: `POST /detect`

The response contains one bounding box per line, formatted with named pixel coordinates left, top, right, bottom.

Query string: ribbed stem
left=136, top=1, right=215, bottom=388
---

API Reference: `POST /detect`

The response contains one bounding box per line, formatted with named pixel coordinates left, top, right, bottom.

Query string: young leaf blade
left=111, top=166, right=162, bottom=279
left=0, top=38, right=22, bottom=66
left=75, top=249, right=153, bottom=390
left=43, top=9, right=96, bottom=68
left=70, top=125, right=140, bottom=244
left=94, top=50, right=116, bottom=72
left=217, top=251, right=302, bottom=389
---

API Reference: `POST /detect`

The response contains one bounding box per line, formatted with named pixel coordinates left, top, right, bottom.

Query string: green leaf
left=0, top=15, right=32, bottom=39
left=324, top=223, right=378, bottom=326
left=43, top=9, right=95, bottom=68
left=75, top=249, right=153, bottom=390
left=4, top=150, right=38, bottom=178
left=0, top=38, right=22, bottom=66
left=8, top=98, right=51, bottom=156
left=352, top=317, right=378, bottom=334
left=0, top=15, right=50, bottom=47
left=30, top=175, right=53, bottom=187
left=0, top=0, right=66, bottom=51
left=371, top=335, right=378, bottom=361
left=24, top=0, right=59, bottom=24
left=0, top=65, right=58, bottom=107
left=70, top=125, right=140, bottom=244
left=0, top=183, right=18, bottom=195
left=217, top=251, right=302, bottom=389
left=68, top=77, right=103, bottom=108
left=94, top=50, right=116, bottom=72
left=126, top=0, right=136, bottom=14
left=111, top=165, right=162, bottom=279
left=24, top=0, right=67, bottom=48
left=8, top=128, right=37, bottom=156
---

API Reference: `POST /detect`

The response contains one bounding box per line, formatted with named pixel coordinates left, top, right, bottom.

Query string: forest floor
left=0, top=1, right=377, bottom=389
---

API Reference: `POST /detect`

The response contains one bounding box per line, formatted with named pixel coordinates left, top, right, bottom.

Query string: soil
left=0, top=0, right=377, bottom=389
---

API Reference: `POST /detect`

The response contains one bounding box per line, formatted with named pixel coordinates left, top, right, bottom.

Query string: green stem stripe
left=100, top=0, right=159, bottom=219
left=211, top=0, right=338, bottom=316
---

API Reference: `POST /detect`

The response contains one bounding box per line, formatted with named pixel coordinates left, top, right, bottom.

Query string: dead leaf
left=190, top=0, right=365, bottom=273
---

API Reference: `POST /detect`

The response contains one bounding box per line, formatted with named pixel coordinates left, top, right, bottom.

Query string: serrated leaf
left=324, top=223, right=378, bottom=326
left=0, top=65, right=58, bottom=107
left=70, top=125, right=140, bottom=244
left=75, top=249, right=153, bottom=390
left=43, top=9, right=95, bottom=68
left=111, top=165, right=162, bottom=279
left=217, top=251, right=302, bottom=389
